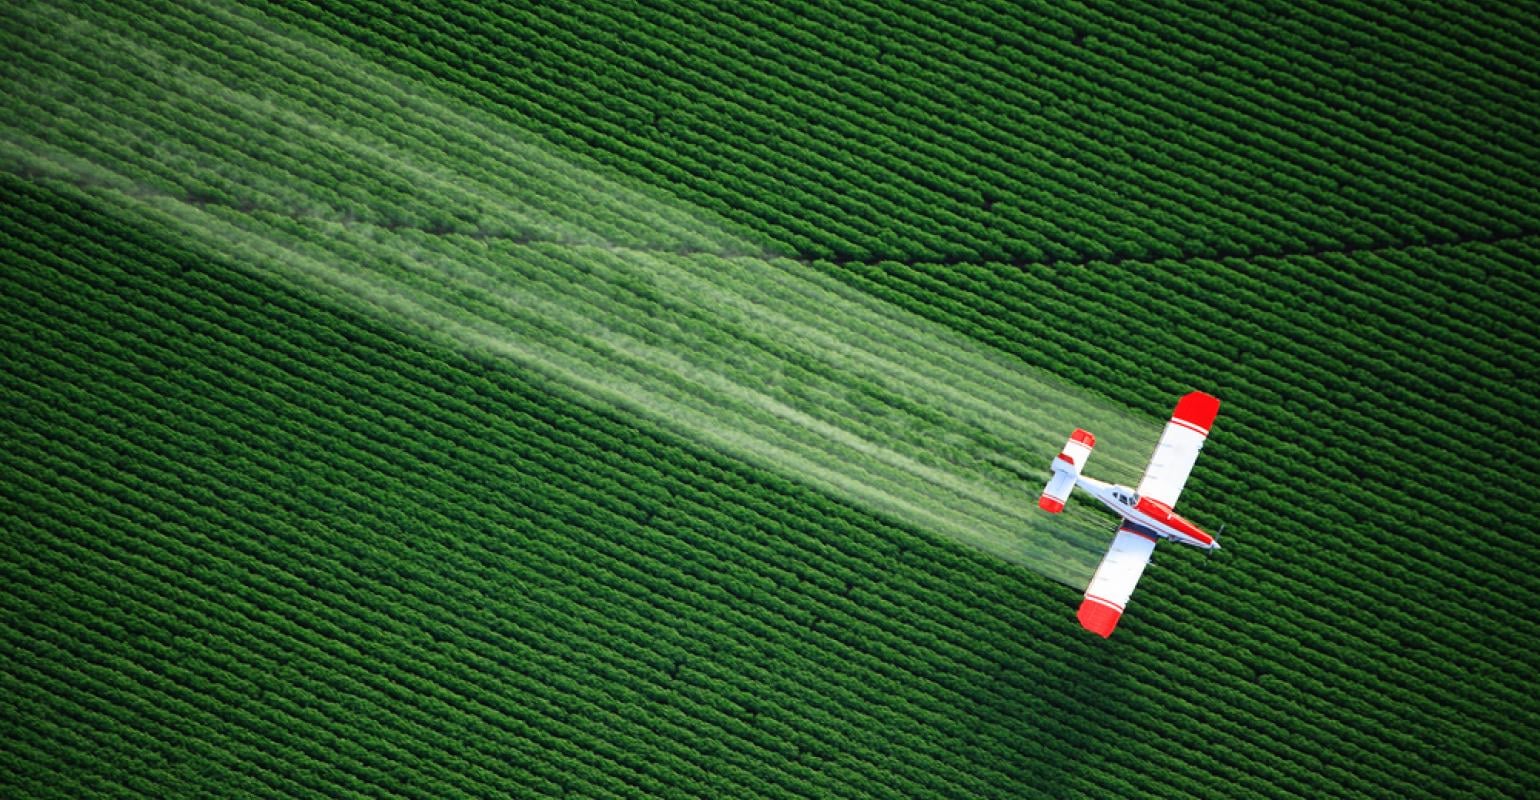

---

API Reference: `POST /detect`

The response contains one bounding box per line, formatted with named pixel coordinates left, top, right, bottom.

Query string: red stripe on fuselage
left=1134, top=496, right=1214, bottom=546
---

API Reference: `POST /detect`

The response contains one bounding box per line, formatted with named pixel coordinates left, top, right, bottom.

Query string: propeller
left=1208, top=522, right=1227, bottom=559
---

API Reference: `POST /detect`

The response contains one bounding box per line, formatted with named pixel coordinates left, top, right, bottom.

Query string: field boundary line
left=9, top=161, right=1534, bottom=271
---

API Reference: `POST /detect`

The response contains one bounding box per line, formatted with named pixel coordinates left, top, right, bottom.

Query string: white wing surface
left=1136, top=391, right=1221, bottom=507
left=1078, top=525, right=1158, bottom=637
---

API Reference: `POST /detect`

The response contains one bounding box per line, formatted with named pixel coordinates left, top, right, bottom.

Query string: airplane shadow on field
left=953, top=594, right=1147, bottom=797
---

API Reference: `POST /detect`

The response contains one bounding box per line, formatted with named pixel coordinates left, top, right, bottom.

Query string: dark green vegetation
left=5, top=1, right=1540, bottom=798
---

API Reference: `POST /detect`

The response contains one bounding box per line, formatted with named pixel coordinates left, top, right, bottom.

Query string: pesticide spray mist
left=1, top=0, right=1162, bottom=588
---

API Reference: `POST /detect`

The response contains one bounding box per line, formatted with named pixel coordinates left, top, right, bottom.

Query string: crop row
left=1, top=182, right=1110, bottom=796
left=269, top=0, right=1540, bottom=262
left=6, top=0, right=1540, bottom=795
left=6, top=167, right=1533, bottom=795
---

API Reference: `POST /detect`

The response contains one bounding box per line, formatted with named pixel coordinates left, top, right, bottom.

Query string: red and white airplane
left=1039, top=391, right=1222, bottom=637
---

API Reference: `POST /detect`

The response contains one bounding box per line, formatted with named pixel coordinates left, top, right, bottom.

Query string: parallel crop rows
left=3, top=177, right=1123, bottom=798
left=4, top=1, right=1540, bottom=798
left=276, top=0, right=1540, bottom=262
left=3, top=0, right=1171, bottom=582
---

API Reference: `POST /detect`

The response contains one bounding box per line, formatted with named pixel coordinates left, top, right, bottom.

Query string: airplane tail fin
left=1039, top=428, right=1095, bottom=513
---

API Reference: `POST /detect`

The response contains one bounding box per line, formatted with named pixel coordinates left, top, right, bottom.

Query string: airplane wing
left=1078, top=524, right=1158, bottom=637
left=1135, top=391, right=1221, bottom=507
left=1078, top=392, right=1221, bottom=637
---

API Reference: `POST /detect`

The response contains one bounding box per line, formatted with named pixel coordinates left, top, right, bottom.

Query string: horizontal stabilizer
left=1040, top=428, right=1095, bottom=513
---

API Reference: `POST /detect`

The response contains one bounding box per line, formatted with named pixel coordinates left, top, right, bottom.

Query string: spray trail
left=1, top=1, right=1162, bottom=586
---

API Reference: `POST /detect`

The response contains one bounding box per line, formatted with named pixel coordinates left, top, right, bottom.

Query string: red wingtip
left=1077, top=597, right=1122, bottom=638
left=1173, top=392, right=1221, bottom=432
left=1038, top=495, right=1065, bottom=513
left=1071, top=428, right=1095, bottom=447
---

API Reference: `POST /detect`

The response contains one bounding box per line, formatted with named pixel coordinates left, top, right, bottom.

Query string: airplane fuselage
left=1075, top=475, right=1217, bottom=550
left=1042, top=391, right=1224, bottom=637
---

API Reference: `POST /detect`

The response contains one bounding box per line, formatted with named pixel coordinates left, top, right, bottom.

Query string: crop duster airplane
left=1039, top=391, right=1222, bottom=637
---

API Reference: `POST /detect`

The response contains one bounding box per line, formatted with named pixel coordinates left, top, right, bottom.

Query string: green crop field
left=3, top=0, right=1538, bottom=797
